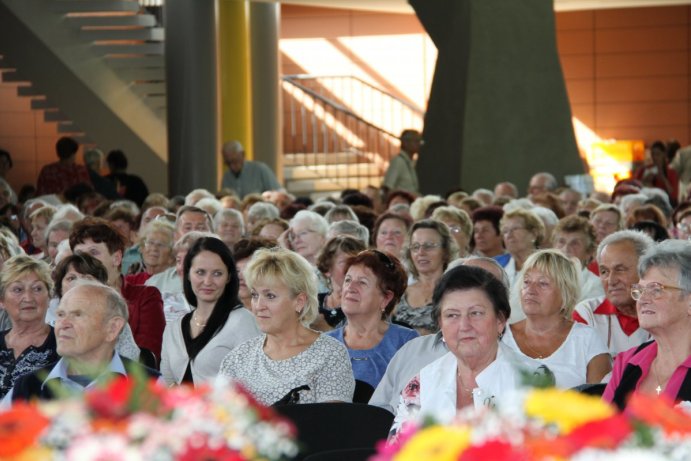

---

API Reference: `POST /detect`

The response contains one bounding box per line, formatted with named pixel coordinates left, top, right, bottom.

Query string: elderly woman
left=126, top=220, right=176, bottom=285
left=395, top=220, right=459, bottom=335
left=552, top=215, right=604, bottom=301
left=220, top=247, right=354, bottom=405
left=161, top=237, right=260, bottom=386
left=44, top=220, right=72, bottom=266
left=502, top=250, right=611, bottom=387
left=253, top=218, right=288, bottom=241
left=281, top=210, right=328, bottom=266
left=29, top=205, right=56, bottom=261
left=327, top=250, right=417, bottom=388
left=314, top=236, right=367, bottom=331
left=213, top=208, right=245, bottom=250
left=390, top=265, right=526, bottom=438
left=499, top=208, right=545, bottom=287
left=432, top=206, right=473, bottom=257
left=373, top=212, right=412, bottom=260
left=471, top=206, right=505, bottom=258
left=590, top=204, right=623, bottom=244
left=0, top=256, right=58, bottom=398
left=49, top=253, right=141, bottom=361
left=603, top=240, right=691, bottom=407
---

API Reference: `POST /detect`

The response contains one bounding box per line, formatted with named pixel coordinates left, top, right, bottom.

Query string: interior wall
left=557, top=6, right=691, bottom=146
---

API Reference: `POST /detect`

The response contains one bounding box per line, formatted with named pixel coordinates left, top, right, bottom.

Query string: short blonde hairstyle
left=501, top=208, right=546, bottom=247
left=244, top=247, right=318, bottom=326
left=432, top=206, right=473, bottom=238
left=0, top=255, right=53, bottom=299
left=140, top=219, right=175, bottom=246
left=519, top=249, right=581, bottom=317
left=29, top=205, right=57, bottom=224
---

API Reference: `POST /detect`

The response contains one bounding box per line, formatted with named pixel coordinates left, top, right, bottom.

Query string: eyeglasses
left=446, top=225, right=462, bottom=234
left=410, top=242, right=442, bottom=253
left=501, top=226, right=526, bottom=235
left=630, top=282, right=686, bottom=301
left=288, top=230, right=315, bottom=242
left=143, top=239, right=171, bottom=250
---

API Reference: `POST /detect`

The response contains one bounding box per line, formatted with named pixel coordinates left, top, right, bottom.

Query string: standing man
left=382, top=129, right=421, bottom=195
left=36, top=137, right=92, bottom=196
left=220, top=141, right=281, bottom=198
left=573, top=230, right=654, bottom=356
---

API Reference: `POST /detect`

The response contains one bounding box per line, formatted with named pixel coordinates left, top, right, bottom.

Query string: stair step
left=129, top=82, right=166, bottom=96
left=17, top=85, right=42, bottom=97
left=44, top=110, right=70, bottom=122
left=286, top=177, right=382, bottom=194
left=57, top=121, right=81, bottom=133
left=52, top=1, right=140, bottom=13
left=283, top=151, right=367, bottom=166
left=93, top=43, right=164, bottom=56
left=105, top=55, right=164, bottom=68
left=30, top=98, right=55, bottom=110
left=80, top=27, right=164, bottom=42
left=67, top=14, right=156, bottom=27
left=1, top=70, right=28, bottom=83
left=115, top=67, right=165, bottom=81
left=284, top=163, right=382, bottom=180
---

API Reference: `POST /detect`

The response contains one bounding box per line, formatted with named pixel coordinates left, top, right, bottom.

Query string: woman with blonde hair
left=501, top=249, right=611, bottom=387
left=432, top=206, right=473, bottom=257
left=498, top=208, right=545, bottom=287
left=220, top=247, right=354, bottom=405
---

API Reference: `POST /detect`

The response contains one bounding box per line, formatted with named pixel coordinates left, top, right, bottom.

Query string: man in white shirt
left=573, top=230, right=654, bottom=357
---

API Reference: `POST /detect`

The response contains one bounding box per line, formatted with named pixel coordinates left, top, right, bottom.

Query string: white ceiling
left=254, top=0, right=691, bottom=14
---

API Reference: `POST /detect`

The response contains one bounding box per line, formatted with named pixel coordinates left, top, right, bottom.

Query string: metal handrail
left=284, top=74, right=424, bottom=115
left=282, top=76, right=403, bottom=193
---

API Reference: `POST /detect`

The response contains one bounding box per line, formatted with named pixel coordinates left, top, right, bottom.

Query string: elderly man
left=220, top=140, right=281, bottom=198
left=527, top=171, right=558, bottom=198
left=70, top=217, right=165, bottom=359
left=5, top=281, right=158, bottom=403
left=573, top=230, right=655, bottom=356
left=174, top=205, right=212, bottom=241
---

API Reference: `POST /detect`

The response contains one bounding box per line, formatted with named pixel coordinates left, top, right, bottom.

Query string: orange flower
left=0, top=403, right=49, bottom=457
left=627, top=393, right=691, bottom=435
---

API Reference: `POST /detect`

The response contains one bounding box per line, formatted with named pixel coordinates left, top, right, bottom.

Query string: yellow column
left=217, top=0, right=253, bottom=164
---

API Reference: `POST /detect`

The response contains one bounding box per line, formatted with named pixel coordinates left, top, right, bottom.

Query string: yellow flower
left=524, top=388, right=615, bottom=434
left=394, top=426, right=470, bottom=461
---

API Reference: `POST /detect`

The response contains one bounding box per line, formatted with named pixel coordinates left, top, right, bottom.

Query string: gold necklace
left=192, top=314, right=207, bottom=328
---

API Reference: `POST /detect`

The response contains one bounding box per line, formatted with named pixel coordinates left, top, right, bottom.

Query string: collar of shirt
left=41, top=353, right=127, bottom=392
left=594, top=298, right=640, bottom=336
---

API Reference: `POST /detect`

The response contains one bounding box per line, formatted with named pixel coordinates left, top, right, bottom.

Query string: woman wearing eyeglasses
left=603, top=240, right=691, bottom=408
left=125, top=220, right=176, bottom=286
left=394, top=220, right=458, bottom=335
left=431, top=206, right=473, bottom=257
left=327, top=249, right=417, bottom=389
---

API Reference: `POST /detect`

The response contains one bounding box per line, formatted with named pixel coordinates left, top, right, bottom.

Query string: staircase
left=281, top=75, right=424, bottom=198
left=0, top=0, right=167, bottom=192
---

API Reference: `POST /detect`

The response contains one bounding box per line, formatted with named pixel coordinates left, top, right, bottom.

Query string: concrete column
left=411, top=0, right=583, bottom=196
left=250, top=2, right=282, bottom=184
left=165, top=0, right=218, bottom=195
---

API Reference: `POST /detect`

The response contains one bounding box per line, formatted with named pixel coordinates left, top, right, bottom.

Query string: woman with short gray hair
left=604, top=239, right=691, bottom=408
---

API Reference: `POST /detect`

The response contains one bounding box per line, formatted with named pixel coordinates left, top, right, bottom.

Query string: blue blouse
left=327, top=323, right=418, bottom=388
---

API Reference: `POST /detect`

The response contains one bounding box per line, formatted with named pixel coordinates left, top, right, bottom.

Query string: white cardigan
left=160, top=307, right=260, bottom=386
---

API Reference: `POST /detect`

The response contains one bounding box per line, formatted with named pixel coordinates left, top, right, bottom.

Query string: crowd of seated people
left=0, top=139, right=689, bottom=442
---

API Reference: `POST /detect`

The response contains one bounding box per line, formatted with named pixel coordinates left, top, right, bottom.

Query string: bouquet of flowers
left=0, top=376, right=298, bottom=461
left=374, top=388, right=691, bottom=461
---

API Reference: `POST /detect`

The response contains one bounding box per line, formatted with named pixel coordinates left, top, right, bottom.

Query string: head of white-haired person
left=590, top=204, right=623, bottom=244
left=219, top=247, right=355, bottom=405
left=603, top=240, right=691, bottom=409
left=326, top=219, right=369, bottom=245
left=246, top=201, right=280, bottom=235
left=432, top=206, right=473, bottom=257
left=213, top=208, right=245, bottom=250
left=138, top=219, right=176, bottom=276
left=280, top=210, right=328, bottom=265
left=501, top=249, right=611, bottom=388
